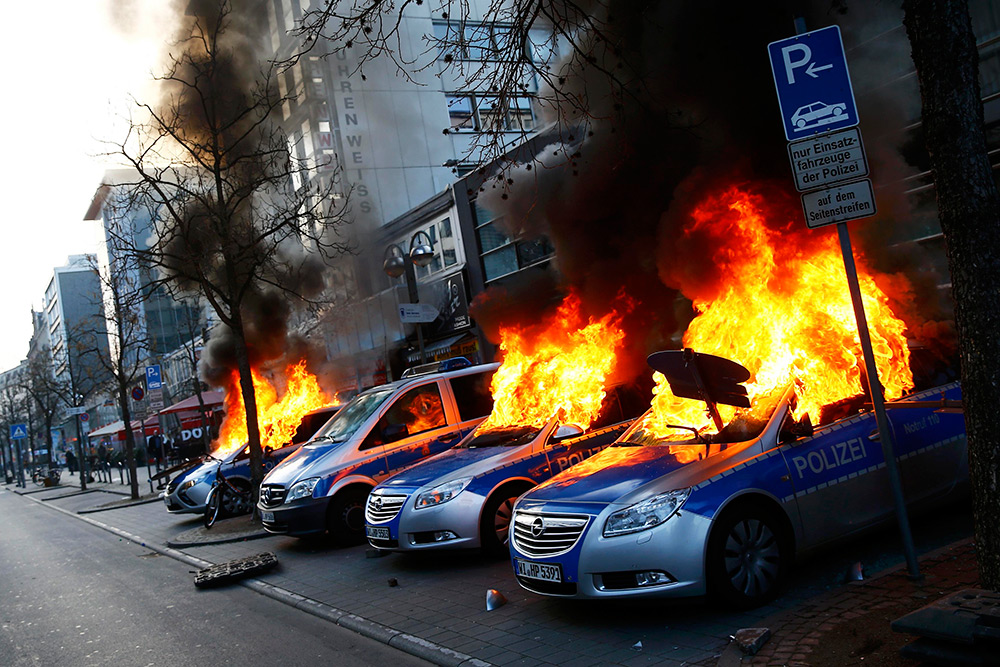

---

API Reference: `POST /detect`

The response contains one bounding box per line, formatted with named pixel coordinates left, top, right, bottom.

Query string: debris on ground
left=486, top=588, right=506, bottom=611
left=732, top=627, right=771, bottom=655
left=193, top=552, right=278, bottom=588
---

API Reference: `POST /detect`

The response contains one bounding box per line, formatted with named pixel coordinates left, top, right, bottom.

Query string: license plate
left=516, top=558, right=563, bottom=583
left=366, top=525, right=390, bottom=540
left=261, top=511, right=274, bottom=523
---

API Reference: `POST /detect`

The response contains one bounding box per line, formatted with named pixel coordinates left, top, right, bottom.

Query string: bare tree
left=21, top=350, right=64, bottom=475
left=104, top=0, right=352, bottom=496
left=291, top=0, right=636, bottom=168
left=63, top=320, right=115, bottom=491
left=0, top=374, right=29, bottom=485
left=904, top=0, right=1000, bottom=588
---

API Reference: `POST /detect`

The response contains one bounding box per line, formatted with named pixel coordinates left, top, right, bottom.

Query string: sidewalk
left=5, top=474, right=981, bottom=667
left=745, top=539, right=980, bottom=666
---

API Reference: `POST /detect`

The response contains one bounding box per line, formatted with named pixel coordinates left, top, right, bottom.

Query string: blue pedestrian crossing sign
left=767, top=25, right=859, bottom=142
left=10, top=423, right=27, bottom=440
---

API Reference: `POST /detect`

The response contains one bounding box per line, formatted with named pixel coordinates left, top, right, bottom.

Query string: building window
left=473, top=202, right=553, bottom=283
left=446, top=94, right=537, bottom=132
left=433, top=22, right=522, bottom=62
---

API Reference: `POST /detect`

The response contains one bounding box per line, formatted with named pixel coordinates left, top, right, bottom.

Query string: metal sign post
left=9, top=423, right=26, bottom=487
left=769, top=23, right=920, bottom=578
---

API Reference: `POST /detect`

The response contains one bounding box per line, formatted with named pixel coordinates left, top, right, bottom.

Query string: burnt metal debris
left=193, top=552, right=278, bottom=588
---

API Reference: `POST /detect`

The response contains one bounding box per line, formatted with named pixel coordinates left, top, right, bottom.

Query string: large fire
left=215, top=361, right=338, bottom=456
left=481, top=293, right=630, bottom=430
left=645, top=186, right=913, bottom=443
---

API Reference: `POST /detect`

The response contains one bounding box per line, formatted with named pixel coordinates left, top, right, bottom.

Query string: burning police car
left=163, top=404, right=341, bottom=515
left=365, top=383, right=646, bottom=554
left=509, top=349, right=966, bottom=608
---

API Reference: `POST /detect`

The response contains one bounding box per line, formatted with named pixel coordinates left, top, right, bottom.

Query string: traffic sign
left=787, top=127, right=868, bottom=192
left=9, top=424, right=26, bottom=440
left=66, top=406, right=87, bottom=416
left=131, top=385, right=145, bottom=401
left=398, top=303, right=439, bottom=323
left=768, top=25, right=859, bottom=142
left=80, top=412, right=89, bottom=422
left=146, top=364, right=162, bottom=391
left=801, top=179, right=876, bottom=228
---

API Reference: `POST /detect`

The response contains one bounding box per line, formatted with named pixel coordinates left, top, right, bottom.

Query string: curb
left=79, top=496, right=164, bottom=514
left=14, top=490, right=490, bottom=667
left=166, top=528, right=272, bottom=548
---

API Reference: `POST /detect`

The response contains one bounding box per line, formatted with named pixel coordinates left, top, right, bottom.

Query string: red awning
left=159, top=391, right=225, bottom=415
left=88, top=418, right=161, bottom=442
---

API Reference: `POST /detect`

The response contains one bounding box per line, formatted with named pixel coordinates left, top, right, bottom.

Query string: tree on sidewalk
left=21, top=350, right=64, bottom=475
left=903, top=0, right=1000, bottom=588
left=104, top=0, right=352, bottom=498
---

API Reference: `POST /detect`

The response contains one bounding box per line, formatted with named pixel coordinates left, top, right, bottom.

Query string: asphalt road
left=0, top=489, right=430, bottom=666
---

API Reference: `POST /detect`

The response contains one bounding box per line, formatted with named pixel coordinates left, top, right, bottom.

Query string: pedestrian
left=65, top=448, right=77, bottom=475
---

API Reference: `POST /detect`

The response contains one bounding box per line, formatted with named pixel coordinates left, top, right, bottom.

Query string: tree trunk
left=231, top=316, right=264, bottom=505
left=118, top=386, right=140, bottom=499
left=904, top=0, right=1000, bottom=588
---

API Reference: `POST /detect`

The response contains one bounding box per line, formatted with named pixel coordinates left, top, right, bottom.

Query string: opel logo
left=530, top=517, right=545, bottom=538
left=374, top=496, right=383, bottom=510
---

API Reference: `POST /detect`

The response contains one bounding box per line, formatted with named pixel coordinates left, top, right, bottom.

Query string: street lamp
left=384, top=230, right=436, bottom=364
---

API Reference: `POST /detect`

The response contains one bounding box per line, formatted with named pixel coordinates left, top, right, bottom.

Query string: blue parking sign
left=767, top=25, right=859, bottom=142
left=146, top=364, right=162, bottom=391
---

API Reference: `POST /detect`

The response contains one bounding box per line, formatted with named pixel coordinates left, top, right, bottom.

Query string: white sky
left=0, top=0, right=176, bottom=373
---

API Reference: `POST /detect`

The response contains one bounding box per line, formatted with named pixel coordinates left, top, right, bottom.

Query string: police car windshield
left=308, top=389, right=394, bottom=444
left=458, top=425, right=539, bottom=449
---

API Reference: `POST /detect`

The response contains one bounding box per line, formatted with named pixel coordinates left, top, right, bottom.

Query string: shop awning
left=88, top=420, right=126, bottom=438
left=87, top=418, right=161, bottom=441
left=159, top=391, right=225, bottom=415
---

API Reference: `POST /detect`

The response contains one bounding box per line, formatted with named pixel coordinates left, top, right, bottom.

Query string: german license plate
left=515, top=559, right=562, bottom=583
left=261, top=511, right=274, bottom=523
left=366, top=525, right=390, bottom=540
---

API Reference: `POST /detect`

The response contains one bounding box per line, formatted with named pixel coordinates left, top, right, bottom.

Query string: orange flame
left=645, top=186, right=912, bottom=443
left=215, top=361, right=338, bottom=456
left=481, top=293, right=630, bottom=430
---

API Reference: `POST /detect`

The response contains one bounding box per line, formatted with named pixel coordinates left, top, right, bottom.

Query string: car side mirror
left=382, top=423, right=409, bottom=444
left=780, top=414, right=814, bottom=444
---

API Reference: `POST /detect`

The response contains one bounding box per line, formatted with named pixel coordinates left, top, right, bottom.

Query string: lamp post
left=384, top=230, right=436, bottom=364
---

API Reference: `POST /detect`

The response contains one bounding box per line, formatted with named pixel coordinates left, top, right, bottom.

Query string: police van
left=257, top=358, right=498, bottom=544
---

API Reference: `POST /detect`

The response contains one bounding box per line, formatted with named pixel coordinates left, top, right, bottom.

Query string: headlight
left=415, top=477, right=472, bottom=509
left=603, top=488, right=691, bottom=537
left=180, top=471, right=212, bottom=490
left=286, top=477, right=320, bottom=503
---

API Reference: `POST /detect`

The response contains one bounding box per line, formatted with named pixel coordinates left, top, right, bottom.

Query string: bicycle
left=203, top=462, right=253, bottom=529
left=31, top=466, right=61, bottom=487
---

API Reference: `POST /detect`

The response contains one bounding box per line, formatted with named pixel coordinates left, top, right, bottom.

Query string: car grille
left=365, top=494, right=407, bottom=523
left=511, top=511, right=589, bottom=558
left=259, top=484, right=287, bottom=509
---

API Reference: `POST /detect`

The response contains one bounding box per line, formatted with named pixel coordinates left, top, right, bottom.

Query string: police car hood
left=523, top=444, right=704, bottom=505
left=262, top=440, right=345, bottom=485
left=172, top=459, right=215, bottom=484
left=378, top=446, right=530, bottom=493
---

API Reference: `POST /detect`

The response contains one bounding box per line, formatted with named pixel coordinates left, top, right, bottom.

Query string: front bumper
left=366, top=490, right=486, bottom=551
left=163, top=481, right=211, bottom=514
left=510, top=505, right=712, bottom=599
left=258, top=496, right=330, bottom=536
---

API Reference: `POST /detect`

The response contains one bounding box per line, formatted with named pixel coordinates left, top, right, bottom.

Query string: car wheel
left=480, top=486, right=530, bottom=556
left=795, top=118, right=807, bottom=128
left=707, top=504, right=790, bottom=609
left=833, top=106, right=844, bottom=116
left=222, top=481, right=251, bottom=516
left=327, top=487, right=369, bottom=547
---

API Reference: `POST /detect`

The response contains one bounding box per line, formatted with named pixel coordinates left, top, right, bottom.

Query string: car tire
left=706, top=503, right=790, bottom=609
left=326, top=487, right=369, bottom=547
left=833, top=106, right=844, bottom=116
left=480, top=486, right=531, bottom=556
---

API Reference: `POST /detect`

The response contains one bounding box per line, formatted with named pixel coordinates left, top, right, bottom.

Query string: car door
left=377, top=381, right=463, bottom=479
left=779, top=408, right=893, bottom=550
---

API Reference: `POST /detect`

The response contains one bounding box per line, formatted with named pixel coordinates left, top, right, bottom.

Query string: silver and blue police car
left=364, top=384, right=647, bottom=554
left=509, top=352, right=966, bottom=608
